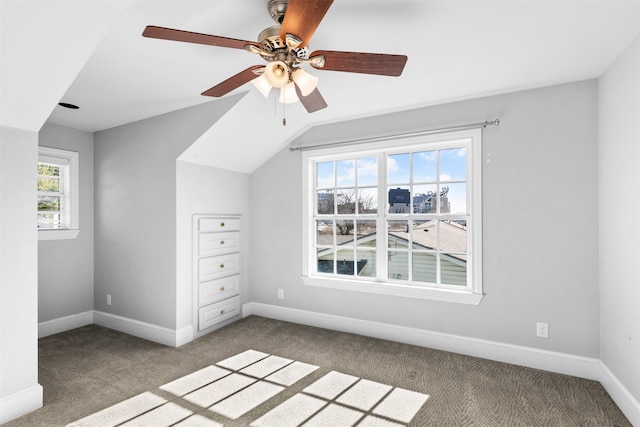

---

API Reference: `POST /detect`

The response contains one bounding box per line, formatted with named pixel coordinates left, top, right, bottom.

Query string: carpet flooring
left=4, top=316, right=631, bottom=426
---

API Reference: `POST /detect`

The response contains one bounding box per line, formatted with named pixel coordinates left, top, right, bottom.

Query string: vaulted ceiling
left=2, top=1, right=639, bottom=172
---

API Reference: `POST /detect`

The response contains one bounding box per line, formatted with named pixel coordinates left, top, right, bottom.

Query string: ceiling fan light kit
left=142, top=0, right=407, bottom=114
left=251, top=73, right=273, bottom=98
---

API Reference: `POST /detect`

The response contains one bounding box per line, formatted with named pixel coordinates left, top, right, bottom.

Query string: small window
left=302, top=129, right=482, bottom=304
left=38, top=146, right=80, bottom=240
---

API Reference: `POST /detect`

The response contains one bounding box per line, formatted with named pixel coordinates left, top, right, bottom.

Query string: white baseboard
left=175, top=325, right=195, bottom=347
left=38, top=311, right=94, bottom=338
left=0, top=384, right=43, bottom=425
left=599, top=361, right=640, bottom=426
left=243, top=302, right=601, bottom=380
left=93, top=311, right=189, bottom=347
left=38, top=311, right=195, bottom=347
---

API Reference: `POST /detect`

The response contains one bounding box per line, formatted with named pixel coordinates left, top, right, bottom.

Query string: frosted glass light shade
left=251, top=73, right=272, bottom=98
left=279, top=82, right=299, bottom=104
left=264, top=61, right=289, bottom=88
left=291, top=68, right=318, bottom=96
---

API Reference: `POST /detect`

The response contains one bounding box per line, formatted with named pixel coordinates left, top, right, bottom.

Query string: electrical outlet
left=106, top=294, right=112, bottom=306
left=536, top=322, right=548, bottom=338
left=278, top=289, right=284, bottom=299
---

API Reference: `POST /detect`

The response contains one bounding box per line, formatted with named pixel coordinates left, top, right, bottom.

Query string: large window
left=38, top=146, right=80, bottom=240
left=302, top=129, right=482, bottom=304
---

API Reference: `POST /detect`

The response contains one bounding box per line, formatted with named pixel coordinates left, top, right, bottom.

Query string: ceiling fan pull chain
left=283, top=97, right=287, bottom=126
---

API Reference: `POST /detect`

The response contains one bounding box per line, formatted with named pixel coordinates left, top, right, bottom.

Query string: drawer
left=199, top=296, right=240, bottom=331
left=198, top=253, right=240, bottom=282
left=199, top=231, right=240, bottom=257
left=199, top=275, right=240, bottom=306
left=199, top=217, right=240, bottom=232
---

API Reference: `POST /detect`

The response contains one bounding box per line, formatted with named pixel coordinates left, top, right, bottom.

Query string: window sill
left=302, top=275, right=483, bottom=305
left=38, top=229, right=81, bottom=241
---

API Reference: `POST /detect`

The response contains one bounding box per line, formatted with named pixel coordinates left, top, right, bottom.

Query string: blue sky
left=316, top=148, right=468, bottom=214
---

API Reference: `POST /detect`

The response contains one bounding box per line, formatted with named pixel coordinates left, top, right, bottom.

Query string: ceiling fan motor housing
left=257, top=25, right=309, bottom=63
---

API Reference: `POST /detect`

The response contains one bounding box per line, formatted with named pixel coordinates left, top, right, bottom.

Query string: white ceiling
left=2, top=0, right=639, bottom=173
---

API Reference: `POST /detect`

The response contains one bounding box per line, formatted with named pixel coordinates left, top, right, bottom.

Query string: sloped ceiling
left=2, top=1, right=639, bottom=173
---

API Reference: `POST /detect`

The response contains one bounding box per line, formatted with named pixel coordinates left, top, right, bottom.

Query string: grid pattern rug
left=67, top=349, right=428, bottom=426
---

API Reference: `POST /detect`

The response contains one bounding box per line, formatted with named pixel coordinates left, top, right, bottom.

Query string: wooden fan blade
left=202, top=66, right=264, bottom=97
left=143, top=25, right=261, bottom=50
left=280, top=0, right=333, bottom=48
left=294, top=84, right=328, bottom=113
left=310, top=50, right=408, bottom=76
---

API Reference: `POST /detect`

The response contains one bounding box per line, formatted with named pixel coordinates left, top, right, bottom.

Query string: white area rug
left=66, top=349, right=429, bottom=426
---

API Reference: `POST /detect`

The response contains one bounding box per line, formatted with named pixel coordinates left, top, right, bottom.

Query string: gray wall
left=94, top=97, right=241, bottom=329
left=250, top=80, right=600, bottom=357
left=0, top=126, right=41, bottom=420
left=598, top=36, right=640, bottom=403
left=38, top=123, right=94, bottom=322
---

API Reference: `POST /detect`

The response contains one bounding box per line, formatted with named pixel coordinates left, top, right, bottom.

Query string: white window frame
left=301, top=129, right=483, bottom=305
left=38, top=146, right=80, bottom=240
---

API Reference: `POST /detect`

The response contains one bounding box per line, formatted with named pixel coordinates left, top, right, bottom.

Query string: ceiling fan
left=142, top=0, right=408, bottom=113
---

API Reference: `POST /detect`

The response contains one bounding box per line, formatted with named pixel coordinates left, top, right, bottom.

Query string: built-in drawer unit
left=193, top=214, right=242, bottom=335
left=198, top=295, right=240, bottom=330
left=199, top=275, right=240, bottom=307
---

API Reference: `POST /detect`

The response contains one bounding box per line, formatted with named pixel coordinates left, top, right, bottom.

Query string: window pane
left=336, top=160, right=355, bottom=187
left=388, top=186, right=410, bottom=214
left=356, top=220, right=376, bottom=246
left=336, top=189, right=356, bottom=214
left=440, top=220, right=467, bottom=252
left=387, top=153, right=410, bottom=184
left=412, top=252, right=437, bottom=283
left=413, top=151, right=437, bottom=182
left=317, top=190, right=334, bottom=214
left=442, top=183, right=466, bottom=214
left=357, top=250, right=376, bottom=278
left=357, top=157, right=377, bottom=186
left=316, top=162, right=334, bottom=188
left=440, top=148, right=467, bottom=181
left=388, top=220, right=409, bottom=248
left=317, top=249, right=334, bottom=274
left=411, top=220, right=437, bottom=250
left=412, top=185, right=437, bottom=213
left=38, top=196, right=60, bottom=211
left=335, top=220, right=355, bottom=243
left=336, top=249, right=355, bottom=275
left=38, top=163, right=60, bottom=176
left=441, top=255, right=467, bottom=286
left=316, top=220, right=334, bottom=246
left=37, top=212, right=61, bottom=228
left=38, top=177, right=59, bottom=192
left=358, top=188, right=377, bottom=214
left=388, top=251, right=408, bottom=281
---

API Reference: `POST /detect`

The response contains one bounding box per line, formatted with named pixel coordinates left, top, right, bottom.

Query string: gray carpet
left=5, top=316, right=631, bottom=426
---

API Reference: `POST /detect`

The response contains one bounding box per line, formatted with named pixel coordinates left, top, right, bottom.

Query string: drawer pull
left=220, top=222, right=225, bottom=227
left=220, top=240, right=225, bottom=245
left=220, top=310, right=225, bottom=315
left=220, top=286, right=225, bottom=291
left=220, top=263, right=225, bottom=269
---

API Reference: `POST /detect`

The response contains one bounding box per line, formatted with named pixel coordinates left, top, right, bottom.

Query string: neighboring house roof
left=317, top=220, right=466, bottom=261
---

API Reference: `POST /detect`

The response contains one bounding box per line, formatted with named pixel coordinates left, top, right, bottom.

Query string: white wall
left=38, top=123, right=94, bottom=323
left=0, top=126, right=42, bottom=423
left=176, top=161, right=250, bottom=339
left=598, top=35, right=640, bottom=408
left=250, top=80, right=600, bottom=357
left=93, top=97, right=242, bottom=331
